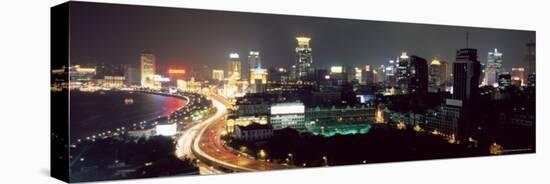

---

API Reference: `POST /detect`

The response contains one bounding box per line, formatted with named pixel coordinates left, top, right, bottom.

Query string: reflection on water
left=69, top=91, right=186, bottom=142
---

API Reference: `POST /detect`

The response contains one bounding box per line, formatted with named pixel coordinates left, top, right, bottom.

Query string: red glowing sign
left=168, top=69, right=186, bottom=74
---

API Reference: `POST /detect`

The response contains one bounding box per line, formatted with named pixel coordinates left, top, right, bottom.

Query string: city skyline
left=52, top=2, right=536, bottom=182
left=69, top=2, right=534, bottom=71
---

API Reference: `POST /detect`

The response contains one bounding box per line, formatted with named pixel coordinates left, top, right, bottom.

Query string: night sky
left=69, top=2, right=535, bottom=71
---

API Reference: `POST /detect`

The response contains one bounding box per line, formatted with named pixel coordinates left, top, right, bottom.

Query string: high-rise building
left=356, top=67, right=365, bottom=84
left=345, top=66, right=358, bottom=83
left=376, top=65, right=386, bottom=83
left=511, top=67, right=525, bottom=86
left=295, top=37, right=313, bottom=81
left=524, top=43, right=536, bottom=75
left=124, top=67, right=140, bottom=86
left=385, top=60, right=396, bottom=88
left=429, top=58, right=442, bottom=92
left=250, top=67, right=268, bottom=93
left=289, top=65, right=297, bottom=81
left=485, top=48, right=503, bottom=86
left=227, top=53, right=242, bottom=80
left=329, top=66, right=345, bottom=85
left=452, top=48, right=481, bottom=102
left=362, top=66, right=374, bottom=85
left=409, top=55, right=428, bottom=95
left=246, top=51, right=261, bottom=80
left=439, top=60, right=449, bottom=85
left=268, top=67, right=289, bottom=82
left=498, top=72, right=512, bottom=89
left=212, top=69, right=224, bottom=81
left=396, top=52, right=410, bottom=94
left=140, top=51, right=156, bottom=88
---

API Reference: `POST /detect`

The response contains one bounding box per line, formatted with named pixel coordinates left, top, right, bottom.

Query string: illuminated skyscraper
left=140, top=50, right=156, bottom=88
left=227, top=53, right=242, bottom=80
left=295, top=37, right=313, bottom=81
left=453, top=48, right=481, bottom=101
left=485, top=48, right=503, bottom=86
left=429, top=58, right=442, bottom=92
left=385, top=60, right=396, bottom=87
left=396, top=52, right=410, bottom=94
left=246, top=51, right=261, bottom=80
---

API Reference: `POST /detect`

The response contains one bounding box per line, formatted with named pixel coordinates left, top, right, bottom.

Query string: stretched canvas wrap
left=51, top=1, right=536, bottom=183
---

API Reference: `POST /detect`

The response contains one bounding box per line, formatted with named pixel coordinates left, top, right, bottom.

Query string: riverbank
left=69, top=89, right=188, bottom=143
left=67, top=90, right=213, bottom=182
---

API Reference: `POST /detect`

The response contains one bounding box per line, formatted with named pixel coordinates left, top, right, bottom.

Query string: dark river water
left=69, top=91, right=186, bottom=141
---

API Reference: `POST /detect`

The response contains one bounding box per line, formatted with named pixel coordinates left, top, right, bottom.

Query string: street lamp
left=258, top=149, right=267, bottom=160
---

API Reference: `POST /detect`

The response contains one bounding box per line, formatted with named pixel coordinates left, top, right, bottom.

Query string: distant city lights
left=229, top=53, right=240, bottom=59
left=330, top=66, right=343, bottom=73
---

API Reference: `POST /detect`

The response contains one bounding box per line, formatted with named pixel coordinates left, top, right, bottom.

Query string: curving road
left=174, top=95, right=224, bottom=175
left=190, top=95, right=291, bottom=172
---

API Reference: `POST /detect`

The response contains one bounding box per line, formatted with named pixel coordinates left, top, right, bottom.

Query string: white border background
left=0, top=0, right=548, bottom=183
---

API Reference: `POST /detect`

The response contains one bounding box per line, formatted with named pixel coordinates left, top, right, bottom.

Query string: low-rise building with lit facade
left=69, top=65, right=97, bottom=82
left=269, top=102, right=306, bottom=131
left=226, top=115, right=268, bottom=134
left=102, top=76, right=125, bottom=88
left=212, top=69, right=224, bottom=81
left=233, top=123, right=274, bottom=142
left=234, top=94, right=275, bottom=116
left=176, top=77, right=202, bottom=93
left=305, top=105, right=375, bottom=124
